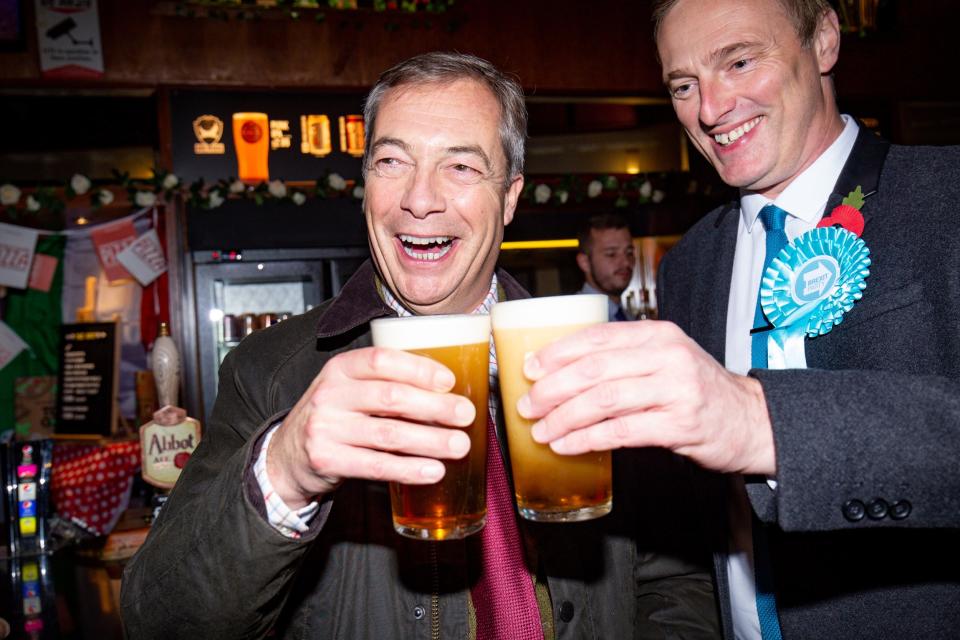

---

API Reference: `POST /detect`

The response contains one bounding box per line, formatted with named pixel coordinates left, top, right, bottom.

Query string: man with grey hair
left=121, top=52, right=720, bottom=639
left=522, top=1, right=960, bottom=638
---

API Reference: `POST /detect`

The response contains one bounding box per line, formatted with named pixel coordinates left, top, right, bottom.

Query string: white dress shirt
left=579, top=281, right=625, bottom=321
left=723, top=115, right=859, bottom=639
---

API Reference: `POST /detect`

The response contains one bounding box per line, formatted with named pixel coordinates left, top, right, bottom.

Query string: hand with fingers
left=266, top=346, right=477, bottom=510
left=517, top=320, right=778, bottom=476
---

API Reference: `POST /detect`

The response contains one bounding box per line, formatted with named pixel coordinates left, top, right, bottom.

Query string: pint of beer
left=491, top=295, right=612, bottom=522
left=370, top=314, right=490, bottom=540
left=232, top=112, right=270, bottom=184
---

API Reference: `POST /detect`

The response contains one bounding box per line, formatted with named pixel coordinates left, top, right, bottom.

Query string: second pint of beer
left=370, top=314, right=490, bottom=540
left=492, top=295, right=612, bottom=522
left=232, top=112, right=270, bottom=184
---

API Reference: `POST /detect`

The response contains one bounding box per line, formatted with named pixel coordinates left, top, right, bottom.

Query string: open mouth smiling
left=713, top=116, right=763, bottom=146
left=398, top=234, right=456, bottom=261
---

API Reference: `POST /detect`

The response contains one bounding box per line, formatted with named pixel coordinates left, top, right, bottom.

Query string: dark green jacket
left=121, top=261, right=720, bottom=639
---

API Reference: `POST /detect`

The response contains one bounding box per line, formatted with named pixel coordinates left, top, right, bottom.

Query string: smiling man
left=121, top=52, right=720, bottom=640
left=517, top=1, right=960, bottom=638
left=363, top=76, right=520, bottom=316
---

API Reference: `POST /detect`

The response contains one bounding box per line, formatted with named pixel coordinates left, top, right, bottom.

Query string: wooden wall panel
left=2, top=1, right=958, bottom=99
left=1, top=0, right=658, bottom=93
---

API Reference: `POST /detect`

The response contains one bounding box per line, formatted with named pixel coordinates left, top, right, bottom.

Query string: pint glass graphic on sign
left=339, top=114, right=365, bottom=158
left=370, top=314, right=490, bottom=540
left=300, top=115, right=332, bottom=157
left=232, top=112, right=269, bottom=184
left=492, top=294, right=612, bottom=522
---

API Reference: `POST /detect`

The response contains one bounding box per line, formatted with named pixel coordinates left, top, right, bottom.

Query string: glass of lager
left=491, top=295, right=612, bottom=522
left=370, top=314, right=490, bottom=540
left=232, top=112, right=270, bottom=184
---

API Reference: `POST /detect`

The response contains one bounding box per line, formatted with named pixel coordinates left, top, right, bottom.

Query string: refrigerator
left=168, top=198, right=370, bottom=424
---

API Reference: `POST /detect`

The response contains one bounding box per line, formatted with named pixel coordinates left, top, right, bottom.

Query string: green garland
left=0, top=169, right=365, bottom=222
left=1, top=168, right=685, bottom=226
left=520, top=174, right=671, bottom=209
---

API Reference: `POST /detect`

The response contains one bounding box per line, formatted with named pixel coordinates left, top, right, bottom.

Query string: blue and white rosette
left=759, top=226, right=871, bottom=369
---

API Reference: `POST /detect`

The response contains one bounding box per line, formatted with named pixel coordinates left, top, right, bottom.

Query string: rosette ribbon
left=759, top=226, right=871, bottom=369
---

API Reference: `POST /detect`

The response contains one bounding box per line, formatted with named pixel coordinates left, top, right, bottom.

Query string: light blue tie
left=751, top=204, right=789, bottom=369
left=750, top=203, right=788, bottom=640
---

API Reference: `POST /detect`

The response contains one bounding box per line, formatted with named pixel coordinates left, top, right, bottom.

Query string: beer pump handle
left=152, top=321, right=180, bottom=410
left=141, top=321, right=202, bottom=490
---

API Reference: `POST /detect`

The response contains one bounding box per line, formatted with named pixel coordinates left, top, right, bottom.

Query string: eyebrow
left=709, top=41, right=756, bottom=65
left=370, top=137, right=410, bottom=155
left=663, top=41, right=757, bottom=84
left=370, top=138, right=493, bottom=172
left=446, top=145, right=493, bottom=172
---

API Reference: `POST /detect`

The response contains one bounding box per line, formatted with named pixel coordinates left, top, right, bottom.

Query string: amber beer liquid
left=492, top=295, right=612, bottom=522
left=232, top=112, right=270, bottom=184
left=370, top=315, right=490, bottom=540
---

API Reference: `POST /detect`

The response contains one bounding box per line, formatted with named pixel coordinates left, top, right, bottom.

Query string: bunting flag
left=117, top=228, right=168, bottom=286
left=89, top=217, right=137, bottom=282
left=0, top=222, right=39, bottom=289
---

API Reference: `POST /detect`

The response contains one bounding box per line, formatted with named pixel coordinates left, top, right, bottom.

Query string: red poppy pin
left=817, top=186, right=865, bottom=237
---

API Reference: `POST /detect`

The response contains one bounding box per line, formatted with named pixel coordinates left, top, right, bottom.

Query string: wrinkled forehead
left=374, top=79, right=507, bottom=163
left=657, top=0, right=795, bottom=70
left=377, top=79, right=502, bottom=132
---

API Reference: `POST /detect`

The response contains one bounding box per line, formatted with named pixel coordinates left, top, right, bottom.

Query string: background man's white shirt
left=578, top=281, right=625, bottom=321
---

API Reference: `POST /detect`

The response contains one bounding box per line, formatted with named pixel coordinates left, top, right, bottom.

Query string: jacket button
left=559, top=600, right=575, bottom=623
left=842, top=499, right=866, bottom=522
left=866, top=498, right=889, bottom=520
left=890, top=499, right=912, bottom=520
left=412, top=605, right=425, bottom=620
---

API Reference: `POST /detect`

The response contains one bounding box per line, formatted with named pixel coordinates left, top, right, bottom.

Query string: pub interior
left=1, top=0, right=959, bottom=638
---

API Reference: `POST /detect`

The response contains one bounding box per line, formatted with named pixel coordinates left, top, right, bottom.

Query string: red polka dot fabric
left=51, top=441, right=141, bottom=536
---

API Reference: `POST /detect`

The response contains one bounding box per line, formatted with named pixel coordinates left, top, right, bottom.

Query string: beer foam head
left=371, top=314, right=491, bottom=350
left=491, top=294, right=607, bottom=329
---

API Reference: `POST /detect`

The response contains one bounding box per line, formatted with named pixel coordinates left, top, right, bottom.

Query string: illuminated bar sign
left=170, top=90, right=366, bottom=183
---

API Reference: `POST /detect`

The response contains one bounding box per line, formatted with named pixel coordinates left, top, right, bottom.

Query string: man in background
left=576, top=213, right=635, bottom=321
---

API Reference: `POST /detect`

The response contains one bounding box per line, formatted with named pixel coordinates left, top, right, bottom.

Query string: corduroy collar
left=315, top=259, right=530, bottom=339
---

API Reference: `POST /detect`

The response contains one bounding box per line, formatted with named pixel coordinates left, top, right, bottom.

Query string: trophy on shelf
left=139, top=322, right=202, bottom=491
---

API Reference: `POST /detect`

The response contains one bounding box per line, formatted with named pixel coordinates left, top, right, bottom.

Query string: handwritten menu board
left=55, top=322, right=119, bottom=437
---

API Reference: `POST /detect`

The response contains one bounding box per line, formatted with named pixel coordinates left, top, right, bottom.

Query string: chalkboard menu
left=55, top=322, right=120, bottom=437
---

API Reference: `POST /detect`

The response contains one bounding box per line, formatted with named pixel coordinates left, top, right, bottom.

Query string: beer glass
left=491, top=295, right=612, bottom=522
left=232, top=112, right=270, bottom=184
left=370, top=314, right=490, bottom=540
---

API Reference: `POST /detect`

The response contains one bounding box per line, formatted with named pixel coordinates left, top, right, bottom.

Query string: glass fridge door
left=194, top=257, right=327, bottom=423
left=191, top=249, right=368, bottom=423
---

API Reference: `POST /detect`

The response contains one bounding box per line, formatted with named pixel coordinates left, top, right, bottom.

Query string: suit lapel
left=824, top=126, right=891, bottom=225
left=807, top=127, right=890, bottom=369
left=691, top=202, right=740, bottom=365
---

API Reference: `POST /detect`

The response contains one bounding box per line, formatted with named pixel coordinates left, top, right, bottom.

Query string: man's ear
left=814, top=8, right=841, bottom=74
left=502, top=175, right=523, bottom=226
left=576, top=252, right=591, bottom=276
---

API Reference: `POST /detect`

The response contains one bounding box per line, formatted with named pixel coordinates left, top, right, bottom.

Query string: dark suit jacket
left=657, top=129, right=960, bottom=638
